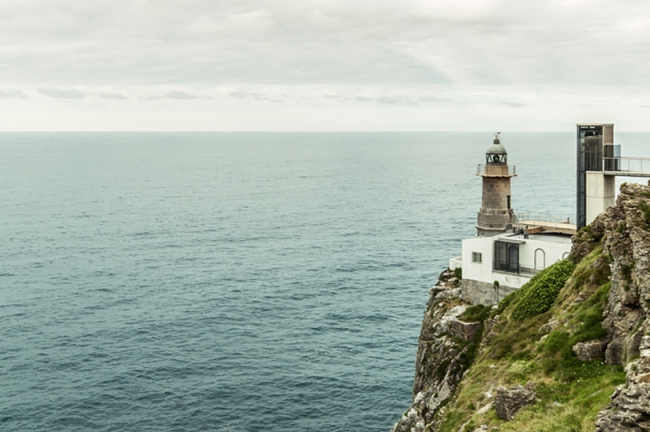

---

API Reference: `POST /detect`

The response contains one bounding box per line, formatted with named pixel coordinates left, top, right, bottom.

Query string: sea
left=1, top=131, right=648, bottom=431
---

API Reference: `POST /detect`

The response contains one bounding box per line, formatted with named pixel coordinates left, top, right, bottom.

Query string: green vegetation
left=435, top=246, right=624, bottom=432
left=454, top=267, right=463, bottom=280
left=569, top=248, right=611, bottom=291
left=641, top=201, right=650, bottom=224
left=460, top=304, right=491, bottom=323
left=491, top=261, right=575, bottom=321
left=621, top=261, right=635, bottom=285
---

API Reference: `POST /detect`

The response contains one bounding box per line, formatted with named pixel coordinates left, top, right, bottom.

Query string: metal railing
left=603, top=156, right=650, bottom=174
left=492, top=264, right=540, bottom=276
left=514, top=212, right=573, bottom=224
left=476, top=164, right=517, bottom=176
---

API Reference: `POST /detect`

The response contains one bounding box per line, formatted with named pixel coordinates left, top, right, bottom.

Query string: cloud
left=0, top=0, right=648, bottom=90
left=141, top=90, right=204, bottom=100
left=37, top=87, right=85, bottom=99
left=419, top=95, right=450, bottom=104
left=228, top=90, right=282, bottom=102
left=377, top=96, right=418, bottom=105
left=229, top=91, right=260, bottom=100
left=99, top=92, right=127, bottom=100
left=164, top=91, right=200, bottom=99
left=0, top=88, right=28, bottom=99
left=2, top=1, right=650, bottom=130
left=496, top=101, right=526, bottom=108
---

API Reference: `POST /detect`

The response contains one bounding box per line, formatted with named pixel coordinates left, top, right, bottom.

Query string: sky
left=1, top=0, right=650, bottom=131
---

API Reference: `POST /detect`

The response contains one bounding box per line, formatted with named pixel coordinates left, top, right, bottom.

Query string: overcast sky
left=1, top=0, right=650, bottom=130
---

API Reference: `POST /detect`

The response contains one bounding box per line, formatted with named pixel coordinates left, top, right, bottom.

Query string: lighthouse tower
left=476, top=133, right=517, bottom=236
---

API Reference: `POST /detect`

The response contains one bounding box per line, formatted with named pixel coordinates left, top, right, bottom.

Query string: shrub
left=543, top=330, right=569, bottom=356
left=510, top=260, right=575, bottom=321
left=492, top=288, right=521, bottom=317
left=460, top=305, right=491, bottom=323
left=621, top=260, right=635, bottom=284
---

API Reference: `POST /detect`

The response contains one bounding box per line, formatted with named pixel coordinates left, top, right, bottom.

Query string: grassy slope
left=435, top=247, right=625, bottom=432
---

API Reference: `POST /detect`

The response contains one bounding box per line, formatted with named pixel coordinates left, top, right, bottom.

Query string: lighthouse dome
left=485, top=136, right=508, bottom=164
left=486, top=137, right=507, bottom=155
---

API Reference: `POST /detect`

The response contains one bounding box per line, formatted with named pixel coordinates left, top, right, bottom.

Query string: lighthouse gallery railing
left=476, top=164, right=517, bottom=176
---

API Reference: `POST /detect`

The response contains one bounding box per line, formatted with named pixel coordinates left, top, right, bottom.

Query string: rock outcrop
left=493, top=383, right=537, bottom=421
left=572, top=183, right=650, bottom=432
left=572, top=340, right=607, bottom=362
left=570, top=182, right=650, bottom=431
left=391, top=275, right=483, bottom=432
left=572, top=183, right=650, bottom=366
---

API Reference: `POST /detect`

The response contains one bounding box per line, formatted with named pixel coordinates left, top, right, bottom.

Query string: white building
left=450, top=226, right=572, bottom=305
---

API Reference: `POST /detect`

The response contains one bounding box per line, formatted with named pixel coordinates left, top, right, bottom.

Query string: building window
left=494, top=241, right=519, bottom=273
left=507, top=195, right=511, bottom=209
left=472, top=252, right=482, bottom=263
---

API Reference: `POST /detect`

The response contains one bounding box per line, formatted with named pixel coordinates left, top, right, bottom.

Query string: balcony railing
left=603, top=157, right=650, bottom=174
left=476, top=164, right=517, bottom=176
left=514, top=212, right=573, bottom=224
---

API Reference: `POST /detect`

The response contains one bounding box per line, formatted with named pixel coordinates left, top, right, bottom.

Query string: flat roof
left=497, top=232, right=572, bottom=245
left=513, top=220, right=577, bottom=235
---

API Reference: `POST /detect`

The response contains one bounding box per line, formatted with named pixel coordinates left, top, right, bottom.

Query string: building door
left=494, top=241, right=520, bottom=273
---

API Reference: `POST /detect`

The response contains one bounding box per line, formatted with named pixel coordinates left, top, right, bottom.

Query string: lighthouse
left=476, top=133, right=517, bottom=236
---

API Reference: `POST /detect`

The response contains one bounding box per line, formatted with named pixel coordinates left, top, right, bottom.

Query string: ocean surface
left=1, top=131, right=647, bottom=431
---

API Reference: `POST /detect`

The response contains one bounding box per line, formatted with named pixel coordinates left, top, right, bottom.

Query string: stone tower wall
left=477, top=176, right=513, bottom=235
left=481, top=177, right=511, bottom=210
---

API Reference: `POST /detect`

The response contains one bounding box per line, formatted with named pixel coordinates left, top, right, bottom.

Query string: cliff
left=392, top=182, right=650, bottom=432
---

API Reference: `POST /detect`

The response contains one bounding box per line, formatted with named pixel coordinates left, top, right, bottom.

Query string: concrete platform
left=513, top=220, right=577, bottom=235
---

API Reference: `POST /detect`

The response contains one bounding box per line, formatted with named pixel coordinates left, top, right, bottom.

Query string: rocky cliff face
left=393, top=181, right=650, bottom=431
left=391, top=272, right=487, bottom=432
left=575, top=183, right=650, bottom=431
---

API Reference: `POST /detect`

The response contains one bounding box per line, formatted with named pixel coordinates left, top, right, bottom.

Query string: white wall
left=586, top=171, right=615, bottom=225
left=449, top=256, right=462, bottom=270
left=518, top=238, right=571, bottom=271
left=462, top=234, right=572, bottom=290
left=462, top=237, right=494, bottom=285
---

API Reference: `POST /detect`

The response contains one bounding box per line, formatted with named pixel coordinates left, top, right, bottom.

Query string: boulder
left=434, top=288, right=461, bottom=301
left=606, top=339, right=625, bottom=365
left=539, top=319, right=560, bottom=334
left=572, top=340, right=607, bottom=362
left=447, top=318, right=482, bottom=341
left=434, top=306, right=482, bottom=342
left=494, top=384, right=537, bottom=421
